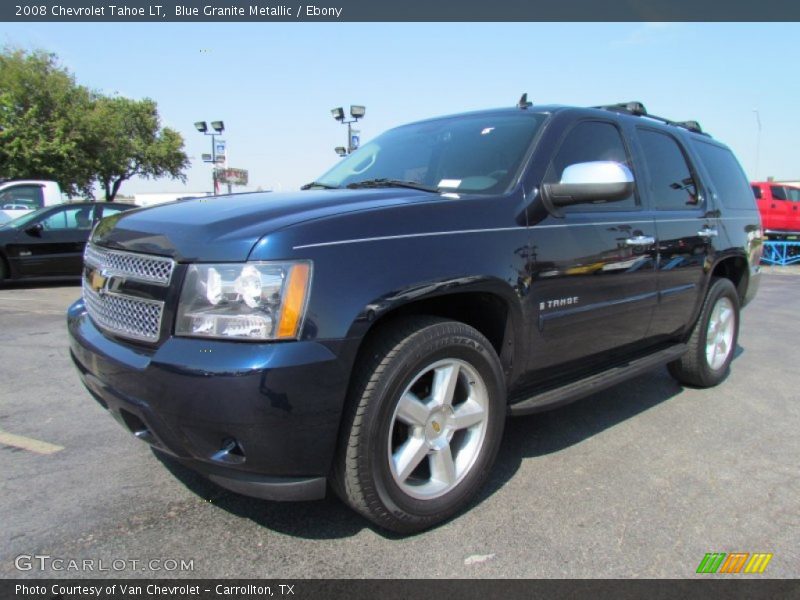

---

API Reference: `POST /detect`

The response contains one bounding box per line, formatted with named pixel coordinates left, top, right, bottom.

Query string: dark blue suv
left=68, top=99, right=762, bottom=533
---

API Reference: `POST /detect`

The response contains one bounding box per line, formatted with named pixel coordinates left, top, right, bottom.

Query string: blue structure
left=761, top=240, right=800, bottom=266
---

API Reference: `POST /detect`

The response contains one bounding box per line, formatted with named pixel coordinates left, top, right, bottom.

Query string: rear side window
left=771, top=186, right=788, bottom=201
left=100, top=204, right=129, bottom=218
left=637, top=129, right=699, bottom=210
left=751, top=185, right=762, bottom=199
left=691, top=140, right=755, bottom=210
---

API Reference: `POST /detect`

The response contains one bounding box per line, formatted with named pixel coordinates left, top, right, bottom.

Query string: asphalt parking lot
left=1, top=272, right=798, bottom=579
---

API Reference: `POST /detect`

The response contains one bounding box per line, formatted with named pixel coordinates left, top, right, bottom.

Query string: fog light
left=211, top=438, right=246, bottom=465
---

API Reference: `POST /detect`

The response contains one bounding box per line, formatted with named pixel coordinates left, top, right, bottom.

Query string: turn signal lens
left=277, top=263, right=311, bottom=339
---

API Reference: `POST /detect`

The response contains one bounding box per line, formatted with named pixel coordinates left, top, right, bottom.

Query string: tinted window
left=786, top=187, right=800, bottom=201
left=100, top=204, right=130, bottom=218
left=317, top=113, right=545, bottom=195
left=637, top=129, right=699, bottom=210
left=40, top=206, right=94, bottom=230
left=691, top=140, right=755, bottom=210
left=751, top=185, right=762, bottom=199
left=771, top=186, right=788, bottom=201
left=545, top=120, right=636, bottom=210
left=0, top=185, right=44, bottom=210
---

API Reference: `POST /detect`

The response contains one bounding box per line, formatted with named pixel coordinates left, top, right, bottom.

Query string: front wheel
left=333, top=317, right=506, bottom=534
left=668, top=277, right=740, bottom=388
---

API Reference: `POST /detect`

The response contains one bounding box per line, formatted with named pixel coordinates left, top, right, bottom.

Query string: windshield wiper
left=345, top=179, right=440, bottom=193
left=300, top=181, right=340, bottom=190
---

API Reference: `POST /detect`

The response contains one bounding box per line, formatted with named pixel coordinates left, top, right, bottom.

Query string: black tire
left=0, top=257, right=7, bottom=281
left=333, top=316, right=506, bottom=534
left=668, top=277, right=740, bottom=388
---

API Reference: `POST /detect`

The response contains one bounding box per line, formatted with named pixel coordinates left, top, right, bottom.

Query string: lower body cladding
left=67, top=300, right=354, bottom=501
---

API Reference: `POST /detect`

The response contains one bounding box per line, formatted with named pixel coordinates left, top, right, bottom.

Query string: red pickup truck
left=751, top=181, right=800, bottom=237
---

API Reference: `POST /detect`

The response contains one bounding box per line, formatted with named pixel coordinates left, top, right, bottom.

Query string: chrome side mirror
left=542, top=161, right=635, bottom=207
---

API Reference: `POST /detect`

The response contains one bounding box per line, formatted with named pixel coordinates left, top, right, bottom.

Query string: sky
left=2, top=22, right=799, bottom=196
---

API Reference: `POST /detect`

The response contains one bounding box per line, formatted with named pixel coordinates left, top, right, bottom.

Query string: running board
left=508, top=344, right=687, bottom=416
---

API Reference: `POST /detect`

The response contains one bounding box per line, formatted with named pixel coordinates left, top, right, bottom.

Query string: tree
left=0, top=49, right=95, bottom=196
left=83, top=96, right=189, bottom=202
left=0, top=48, right=189, bottom=201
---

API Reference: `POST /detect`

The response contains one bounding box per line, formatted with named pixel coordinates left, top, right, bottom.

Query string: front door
left=10, top=205, right=96, bottom=277
left=527, top=119, right=658, bottom=372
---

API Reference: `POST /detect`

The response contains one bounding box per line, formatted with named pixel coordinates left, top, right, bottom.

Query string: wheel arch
left=344, top=278, right=524, bottom=391
left=683, top=252, right=748, bottom=339
left=709, top=252, right=749, bottom=304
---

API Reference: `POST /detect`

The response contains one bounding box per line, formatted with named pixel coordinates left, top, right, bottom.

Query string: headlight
left=176, top=261, right=312, bottom=341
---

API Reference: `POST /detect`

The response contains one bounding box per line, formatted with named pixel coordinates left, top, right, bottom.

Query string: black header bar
left=3, top=579, right=800, bottom=600
left=3, top=0, right=800, bottom=22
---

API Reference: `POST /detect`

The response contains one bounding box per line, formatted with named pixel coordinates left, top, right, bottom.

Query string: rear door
left=526, top=119, right=658, bottom=371
left=784, top=187, right=800, bottom=232
left=633, top=128, right=714, bottom=338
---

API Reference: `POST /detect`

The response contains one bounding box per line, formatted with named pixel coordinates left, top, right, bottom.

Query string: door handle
left=697, top=228, right=718, bottom=238
left=625, top=235, right=655, bottom=246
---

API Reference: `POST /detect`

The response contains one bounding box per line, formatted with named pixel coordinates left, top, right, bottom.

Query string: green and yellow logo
left=696, top=552, right=773, bottom=574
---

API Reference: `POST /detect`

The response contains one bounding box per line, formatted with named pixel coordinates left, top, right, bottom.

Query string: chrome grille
left=82, top=244, right=174, bottom=343
left=83, top=284, right=164, bottom=342
left=84, top=244, right=174, bottom=286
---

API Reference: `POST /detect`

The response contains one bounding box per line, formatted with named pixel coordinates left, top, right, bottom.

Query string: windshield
left=315, top=112, right=545, bottom=195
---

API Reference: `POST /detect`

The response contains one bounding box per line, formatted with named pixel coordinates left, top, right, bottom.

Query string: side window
left=786, top=187, right=800, bottom=202
left=751, top=185, right=762, bottom=199
left=770, top=186, right=788, bottom=201
left=40, top=206, right=94, bottom=230
left=690, top=140, right=754, bottom=210
left=0, top=185, right=44, bottom=210
left=100, top=205, right=129, bottom=218
left=637, top=129, right=699, bottom=210
left=544, top=121, right=636, bottom=210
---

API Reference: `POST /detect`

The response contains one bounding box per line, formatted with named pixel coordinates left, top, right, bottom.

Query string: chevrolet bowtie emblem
left=431, top=421, right=441, bottom=433
left=90, top=269, right=110, bottom=295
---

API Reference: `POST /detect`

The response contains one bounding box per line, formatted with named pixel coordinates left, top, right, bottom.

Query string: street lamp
left=331, top=105, right=365, bottom=156
left=753, top=108, right=761, bottom=180
left=195, top=120, right=225, bottom=193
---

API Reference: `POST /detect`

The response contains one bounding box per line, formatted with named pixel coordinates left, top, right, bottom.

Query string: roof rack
left=594, top=101, right=710, bottom=137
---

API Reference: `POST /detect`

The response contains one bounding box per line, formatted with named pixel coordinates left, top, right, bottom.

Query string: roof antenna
left=517, top=93, right=532, bottom=109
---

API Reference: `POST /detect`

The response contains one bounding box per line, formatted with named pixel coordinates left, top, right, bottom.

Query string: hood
left=92, top=189, right=433, bottom=261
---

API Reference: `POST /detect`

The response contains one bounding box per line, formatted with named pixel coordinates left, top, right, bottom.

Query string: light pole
left=331, top=105, right=365, bottom=156
left=753, top=108, right=761, bottom=180
left=194, top=120, right=225, bottom=193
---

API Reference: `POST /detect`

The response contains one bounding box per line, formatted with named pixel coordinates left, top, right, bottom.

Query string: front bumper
left=67, top=299, right=354, bottom=501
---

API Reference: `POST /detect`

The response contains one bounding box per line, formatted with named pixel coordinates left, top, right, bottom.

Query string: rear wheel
left=333, top=317, right=506, bottom=533
left=668, top=277, right=740, bottom=388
